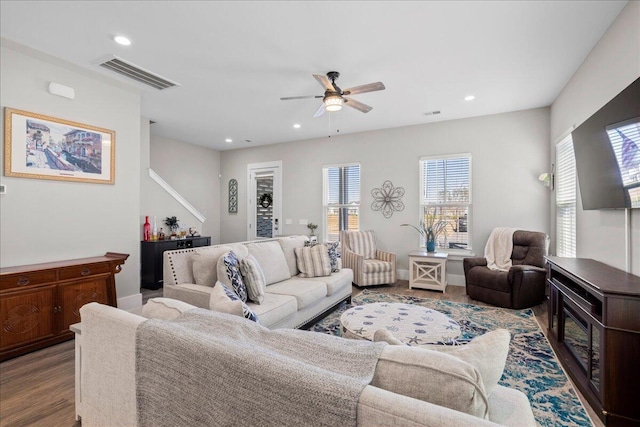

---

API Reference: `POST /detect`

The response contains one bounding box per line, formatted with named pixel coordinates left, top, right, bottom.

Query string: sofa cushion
left=348, top=230, right=377, bottom=259
left=247, top=293, right=298, bottom=328
left=142, top=298, right=197, bottom=320
left=239, top=254, right=266, bottom=304
left=372, top=345, right=489, bottom=419
left=266, top=279, right=327, bottom=310
left=216, top=251, right=248, bottom=302
left=362, top=259, right=393, bottom=273
left=209, top=282, right=258, bottom=322
left=425, top=329, right=510, bottom=396
left=278, top=236, right=309, bottom=276
left=246, top=241, right=291, bottom=285
left=192, top=246, right=233, bottom=286
left=295, top=245, right=331, bottom=278
left=305, top=269, right=353, bottom=296
left=324, top=241, right=341, bottom=272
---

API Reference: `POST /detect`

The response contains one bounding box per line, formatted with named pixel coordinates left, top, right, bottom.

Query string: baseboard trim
left=117, top=293, right=142, bottom=310
left=396, top=269, right=465, bottom=287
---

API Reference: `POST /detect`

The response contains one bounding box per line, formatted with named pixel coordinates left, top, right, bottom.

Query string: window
left=323, top=163, right=360, bottom=242
left=556, top=136, right=576, bottom=257
left=420, top=154, right=472, bottom=251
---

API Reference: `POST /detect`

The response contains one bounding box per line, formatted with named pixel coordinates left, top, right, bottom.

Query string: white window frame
left=555, top=135, right=577, bottom=257
left=322, top=162, right=360, bottom=242
left=419, top=153, right=473, bottom=255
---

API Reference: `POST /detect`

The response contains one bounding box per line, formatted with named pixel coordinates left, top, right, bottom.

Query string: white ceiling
left=0, top=1, right=628, bottom=151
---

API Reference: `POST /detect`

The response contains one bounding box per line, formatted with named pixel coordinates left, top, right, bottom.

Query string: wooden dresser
left=0, top=252, right=128, bottom=361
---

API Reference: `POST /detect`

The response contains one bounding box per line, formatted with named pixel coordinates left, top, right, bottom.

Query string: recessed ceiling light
left=225, top=138, right=233, bottom=143
left=464, top=95, right=475, bottom=101
left=113, top=35, right=131, bottom=46
left=293, top=124, right=301, bottom=129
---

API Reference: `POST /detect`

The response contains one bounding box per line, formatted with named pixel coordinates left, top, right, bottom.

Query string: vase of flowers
left=307, top=222, right=318, bottom=236
left=401, top=208, right=447, bottom=252
left=164, top=216, right=180, bottom=237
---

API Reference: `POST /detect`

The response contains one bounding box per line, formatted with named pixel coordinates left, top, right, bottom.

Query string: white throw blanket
left=484, top=227, right=518, bottom=271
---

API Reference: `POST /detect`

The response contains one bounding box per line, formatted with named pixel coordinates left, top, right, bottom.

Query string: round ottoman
left=340, top=302, right=461, bottom=346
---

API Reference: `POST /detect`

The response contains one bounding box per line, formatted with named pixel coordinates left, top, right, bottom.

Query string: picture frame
left=4, top=107, right=115, bottom=184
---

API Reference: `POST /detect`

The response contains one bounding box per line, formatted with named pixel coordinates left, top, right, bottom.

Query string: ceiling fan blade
left=344, top=97, right=373, bottom=113
left=343, top=82, right=385, bottom=96
left=313, top=103, right=326, bottom=117
left=313, top=74, right=334, bottom=92
left=280, top=95, right=323, bottom=100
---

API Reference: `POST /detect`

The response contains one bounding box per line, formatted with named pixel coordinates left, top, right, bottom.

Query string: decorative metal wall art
left=371, top=180, right=405, bottom=218
left=228, top=179, right=238, bottom=213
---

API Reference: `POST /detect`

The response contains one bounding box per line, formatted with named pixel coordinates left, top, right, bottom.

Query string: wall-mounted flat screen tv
left=571, top=77, right=640, bottom=210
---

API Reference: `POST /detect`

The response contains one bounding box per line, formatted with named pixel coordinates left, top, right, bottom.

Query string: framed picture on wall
left=4, top=107, right=116, bottom=184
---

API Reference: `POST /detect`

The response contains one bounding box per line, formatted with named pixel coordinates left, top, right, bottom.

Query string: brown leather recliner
left=463, top=230, right=548, bottom=309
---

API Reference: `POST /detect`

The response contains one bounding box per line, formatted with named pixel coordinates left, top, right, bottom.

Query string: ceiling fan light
left=324, top=95, right=343, bottom=112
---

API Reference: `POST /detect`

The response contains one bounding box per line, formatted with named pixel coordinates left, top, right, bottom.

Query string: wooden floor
left=0, top=282, right=601, bottom=427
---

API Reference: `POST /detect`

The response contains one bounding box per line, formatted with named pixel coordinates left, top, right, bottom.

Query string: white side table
left=409, top=250, right=448, bottom=292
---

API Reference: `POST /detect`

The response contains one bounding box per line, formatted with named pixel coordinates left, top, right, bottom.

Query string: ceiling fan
left=280, top=71, right=385, bottom=117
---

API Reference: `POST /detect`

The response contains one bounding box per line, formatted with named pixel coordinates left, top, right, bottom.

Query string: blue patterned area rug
left=311, top=290, right=593, bottom=427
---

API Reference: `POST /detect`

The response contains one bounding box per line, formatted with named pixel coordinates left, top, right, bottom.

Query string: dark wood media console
left=546, top=257, right=640, bottom=426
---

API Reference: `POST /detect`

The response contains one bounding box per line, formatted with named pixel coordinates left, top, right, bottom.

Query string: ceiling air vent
left=98, top=56, right=179, bottom=90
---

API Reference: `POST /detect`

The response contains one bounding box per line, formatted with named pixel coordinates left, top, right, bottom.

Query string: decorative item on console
left=165, top=216, right=179, bottom=238
left=143, top=216, right=151, bottom=242
left=188, top=227, right=200, bottom=237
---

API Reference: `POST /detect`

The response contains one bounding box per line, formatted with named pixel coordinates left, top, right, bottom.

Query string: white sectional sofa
left=76, top=301, right=537, bottom=427
left=162, top=235, right=353, bottom=328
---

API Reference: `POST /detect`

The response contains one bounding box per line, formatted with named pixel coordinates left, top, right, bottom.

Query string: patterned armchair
left=340, top=230, right=396, bottom=287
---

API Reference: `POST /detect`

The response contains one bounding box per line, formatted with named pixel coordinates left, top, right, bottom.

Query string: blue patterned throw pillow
left=222, top=251, right=248, bottom=303
left=324, top=242, right=340, bottom=272
left=220, top=283, right=259, bottom=323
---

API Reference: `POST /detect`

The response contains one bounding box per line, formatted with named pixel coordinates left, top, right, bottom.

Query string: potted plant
left=401, top=208, right=447, bottom=252
left=164, top=216, right=179, bottom=237
left=307, top=222, right=318, bottom=236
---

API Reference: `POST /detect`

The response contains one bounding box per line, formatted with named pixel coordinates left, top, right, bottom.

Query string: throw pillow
left=348, top=230, right=377, bottom=259
left=294, top=245, right=331, bottom=278
left=246, top=241, right=291, bottom=285
left=239, top=254, right=266, bottom=304
left=191, top=246, right=233, bottom=286
left=372, top=345, right=489, bottom=419
left=215, top=251, right=248, bottom=302
left=209, top=281, right=259, bottom=323
left=142, top=298, right=197, bottom=320
left=278, top=236, right=309, bottom=276
left=424, top=329, right=510, bottom=396
left=323, top=241, right=340, bottom=272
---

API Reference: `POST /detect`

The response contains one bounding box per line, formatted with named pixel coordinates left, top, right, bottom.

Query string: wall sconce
left=538, top=164, right=555, bottom=190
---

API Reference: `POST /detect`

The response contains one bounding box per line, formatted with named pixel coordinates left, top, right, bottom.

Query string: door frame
left=247, top=161, right=282, bottom=240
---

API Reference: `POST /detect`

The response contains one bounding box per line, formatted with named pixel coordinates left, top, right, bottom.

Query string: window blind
left=323, top=164, right=360, bottom=242
left=556, top=136, right=576, bottom=257
left=420, top=155, right=472, bottom=251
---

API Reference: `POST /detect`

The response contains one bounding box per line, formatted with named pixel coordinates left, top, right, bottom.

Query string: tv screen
left=571, top=77, right=640, bottom=210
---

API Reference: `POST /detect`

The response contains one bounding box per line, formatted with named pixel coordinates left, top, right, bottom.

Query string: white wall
left=220, top=107, right=550, bottom=284
left=550, top=1, right=640, bottom=274
left=0, top=40, right=142, bottom=303
left=140, top=133, right=221, bottom=243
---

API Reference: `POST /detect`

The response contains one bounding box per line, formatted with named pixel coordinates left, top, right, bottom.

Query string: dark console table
left=546, top=256, right=640, bottom=426
left=141, top=237, right=210, bottom=289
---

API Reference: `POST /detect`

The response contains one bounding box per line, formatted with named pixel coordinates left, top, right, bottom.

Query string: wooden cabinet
left=0, top=252, right=128, bottom=361
left=546, top=257, right=640, bottom=426
left=141, top=237, right=210, bottom=289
